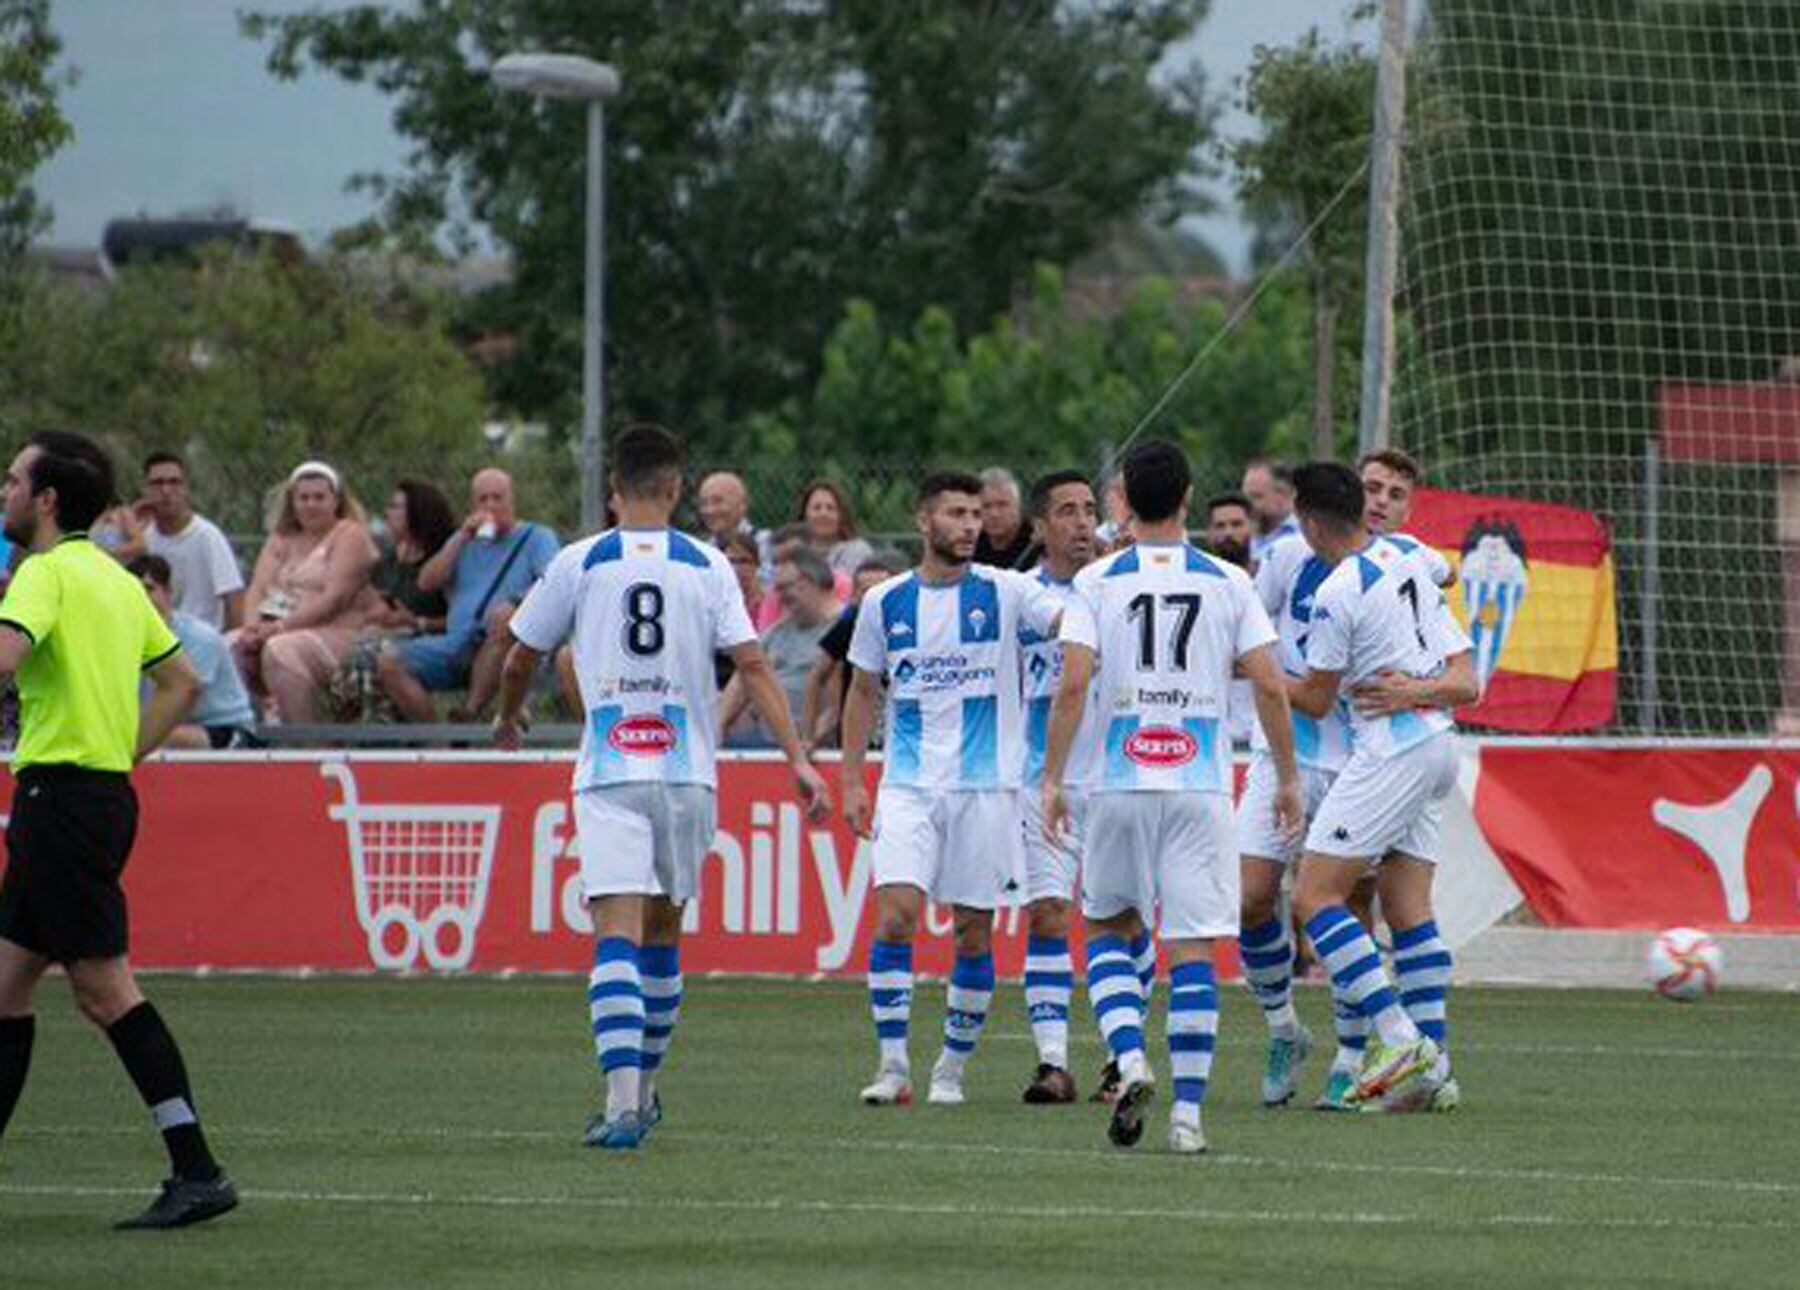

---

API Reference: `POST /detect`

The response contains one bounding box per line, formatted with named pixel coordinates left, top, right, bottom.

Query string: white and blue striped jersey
left=848, top=565, right=1062, bottom=792
left=510, top=527, right=756, bottom=792
left=1250, top=515, right=1300, bottom=565
left=1018, top=569, right=1100, bottom=789
left=1061, top=542, right=1276, bottom=796
left=1252, top=532, right=1352, bottom=772
left=1304, top=535, right=1473, bottom=761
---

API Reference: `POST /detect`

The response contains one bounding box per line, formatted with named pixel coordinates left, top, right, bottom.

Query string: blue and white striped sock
left=1305, top=907, right=1418, bottom=1050
left=638, top=944, right=682, bottom=1107
left=1130, top=929, right=1157, bottom=1020
left=589, top=937, right=644, bottom=1118
left=1023, top=936, right=1073, bottom=1070
left=1392, top=921, right=1452, bottom=1052
left=1331, top=996, right=1368, bottom=1074
left=1087, top=935, right=1146, bottom=1072
left=868, top=941, right=913, bottom=1073
left=940, top=953, right=995, bottom=1074
left=1239, top=918, right=1301, bottom=1039
left=1167, top=961, right=1219, bottom=1121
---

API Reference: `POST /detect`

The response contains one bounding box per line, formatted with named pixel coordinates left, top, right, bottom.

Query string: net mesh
left=1394, top=0, right=1800, bottom=736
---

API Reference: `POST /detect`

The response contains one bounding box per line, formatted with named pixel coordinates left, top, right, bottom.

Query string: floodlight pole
left=582, top=100, right=606, bottom=533
left=1357, top=0, right=1409, bottom=456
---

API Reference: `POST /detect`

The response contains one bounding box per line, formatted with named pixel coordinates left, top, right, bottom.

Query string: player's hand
left=1274, top=777, right=1305, bottom=842
left=1042, top=782, right=1071, bottom=844
left=792, top=760, right=832, bottom=824
left=843, top=781, right=874, bottom=839
left=491, top=711, right=528, bottom=752
left=1351, top=671, right=1420, bottom=716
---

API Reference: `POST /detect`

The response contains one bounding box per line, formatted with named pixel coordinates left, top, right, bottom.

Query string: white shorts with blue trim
left=1082, top=791, right=1239, bottom=940
left=1020, top=784, right=1084, bottom=905
left=1306, top=733, right=1459, bottom=864
left=872, top=786, right=1024, bottom=909
left=1237, top=753, right=1339, bottom=865
left=576, top=783, right=718, bottom=903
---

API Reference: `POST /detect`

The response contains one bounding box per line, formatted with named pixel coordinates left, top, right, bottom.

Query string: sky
left=34, top=0, right=1365, bottom=277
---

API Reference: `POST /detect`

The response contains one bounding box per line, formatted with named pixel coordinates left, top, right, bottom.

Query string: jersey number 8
left=622, top=583, right=665, bottom=657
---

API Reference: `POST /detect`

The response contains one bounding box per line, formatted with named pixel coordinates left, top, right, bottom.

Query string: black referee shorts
left=0, top=765, right=139, bottom=962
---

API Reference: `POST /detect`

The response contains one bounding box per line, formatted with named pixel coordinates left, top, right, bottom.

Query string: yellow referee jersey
left=0, top=536, right=181, bottom=773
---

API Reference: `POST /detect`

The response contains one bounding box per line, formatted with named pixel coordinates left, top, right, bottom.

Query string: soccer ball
left=1646, top=927, right=1722, bottom=1001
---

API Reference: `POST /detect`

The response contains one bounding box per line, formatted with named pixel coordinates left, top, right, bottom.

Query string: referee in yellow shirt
left=0, top=431, right=236, bottom=1230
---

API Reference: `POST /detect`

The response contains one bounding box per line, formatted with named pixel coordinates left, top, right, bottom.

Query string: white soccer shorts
left=871, top=786, right=1025, bottom=909
left=1305, top=732, right=1459, bottom=864
left=1020, top=784, right=1084, bottom=905
left=576, top=783, right=718, bottom=904
left=1237, top=753, right=1338, bottom=865
left=1082, top=791, right=1240, bottom=940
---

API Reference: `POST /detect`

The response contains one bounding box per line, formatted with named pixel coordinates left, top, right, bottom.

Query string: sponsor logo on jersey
left=888, top=621, right=913, bottom=639
left=894, top=659, right=917, bottom=684
left=1123, top=726, right=1197, bottom=768
left=608, top=715, right=677, bottom=758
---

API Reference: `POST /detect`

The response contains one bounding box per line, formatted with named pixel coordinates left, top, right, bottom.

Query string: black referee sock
left=104, top=1002, right=220, bottom=1181
left=0, top=1014, right=33, bottom=1141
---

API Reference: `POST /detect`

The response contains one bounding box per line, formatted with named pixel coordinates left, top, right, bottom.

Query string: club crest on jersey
left=1123, top=726, right=1197, bottom=768
left=967, top=606, right=988, bottom=633
left=608, top=715, right=677, bottom=758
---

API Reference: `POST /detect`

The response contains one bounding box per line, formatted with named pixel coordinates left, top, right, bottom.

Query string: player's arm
left=493, top=550, right=573, bottom=751
left=1287, top=667, right=1342, bottom=720
left=1352, top=651, right=1479, bottom=716
left=716, top=670, right=753, bottom=736
left=1040, top=641, right=1092, bottom=843
left=838, top=665, right=883, bottom=838
left=1242, top=643, right=1304, bottom=838
left=731, top=639, right=831, bottom=822
left=0, top=624, right=29, bottom=673
left=493, top=640, right=542, bottom=750
left=138, top=650, right=201, bottom=761
left=800, top=652, right=837, bottom=750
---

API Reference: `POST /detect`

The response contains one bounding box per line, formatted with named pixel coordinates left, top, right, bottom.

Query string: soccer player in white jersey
left=494, top=425, right=830, bottom=1150
left=1284, top=462, right=1479, bottom=1112
left=1015, top=470, right=1098, bottom=1104
left=841, top=471, right=1063, bottom=1107
left=1043, top=439, right=1303, bottom=1154
left=1238, top=446, right=1455, bottom=1111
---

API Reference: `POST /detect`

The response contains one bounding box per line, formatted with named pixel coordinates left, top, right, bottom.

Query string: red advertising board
left=0, top=748, right=1792, bottom=977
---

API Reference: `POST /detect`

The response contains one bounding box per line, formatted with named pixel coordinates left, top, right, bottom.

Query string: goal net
left=1392, top=0, right=1800, bottom=737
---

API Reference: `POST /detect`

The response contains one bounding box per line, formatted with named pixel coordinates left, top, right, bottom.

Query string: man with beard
left=841, top=472, right=1062, bottom=1107
left=1203, top=492, right=1255, bottom=571
left=0, top=431, right=235, bottom=1229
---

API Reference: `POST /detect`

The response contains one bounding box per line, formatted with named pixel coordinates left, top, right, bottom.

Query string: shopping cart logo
left=322, top=762, right=503, bottom=972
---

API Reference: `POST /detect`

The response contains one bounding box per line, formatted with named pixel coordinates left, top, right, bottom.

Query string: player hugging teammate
left=845, top=443, right=1478, bottom=1152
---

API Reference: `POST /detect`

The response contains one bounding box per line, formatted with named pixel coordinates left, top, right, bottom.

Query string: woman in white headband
left=229, top=460, right=380, bottom=722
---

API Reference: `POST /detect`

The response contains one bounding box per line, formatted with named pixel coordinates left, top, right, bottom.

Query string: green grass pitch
left=4, top=976, right=1797, bottom=1288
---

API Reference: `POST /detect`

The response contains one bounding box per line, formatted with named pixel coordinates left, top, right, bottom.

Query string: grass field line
left=976, top=1032, right=1797, bottom=1061
left=17, top=1122, right=1800, bottom=1198
left=3, top=1180, right=1794, bottom=1234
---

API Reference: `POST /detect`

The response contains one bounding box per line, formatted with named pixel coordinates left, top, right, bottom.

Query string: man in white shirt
left=1285, top=462, right=1478, bottom=1114
left=840, top=471, right=1061, bottom=1108
left=139, top=452, right=244, bottom=630
left=494, top=425, right=828, bottom=1151
left=1243, top=458, right=1299, bottom=565
left=1043, top=438, right=1302, bottom=1154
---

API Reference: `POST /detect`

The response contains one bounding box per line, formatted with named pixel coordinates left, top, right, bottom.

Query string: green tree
left=0, top=0, right=71, bottom=259
left=241, top=1, right=1216, bottom=452
left=0, top=250, right=499, bottom=536
left=1226, top=21, right=1376, bottom=458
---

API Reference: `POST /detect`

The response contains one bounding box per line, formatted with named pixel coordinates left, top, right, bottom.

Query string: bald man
left=696, top=471, right=773, bottom=581
left=379, top=467, right=560, bottom=722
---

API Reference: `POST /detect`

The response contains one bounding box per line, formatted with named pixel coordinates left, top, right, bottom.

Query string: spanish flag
left=1407, top=488, right=1617, bottom=732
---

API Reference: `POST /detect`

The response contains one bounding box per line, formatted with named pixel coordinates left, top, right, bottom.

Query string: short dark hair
left=127, top=554, right=174, bottom=588
left=1292, top=461, right=1366, bottom=531
left=916, top=470, right=984, bottom=510
left=781, top=545, right=835, bottom=592
left=1122, top=438, right=1190, bottom=524
left=1206, top=490, right=1253, bottom=519
left=28, top=430, right=117, bottom=532
left=611, top=422, right=684, bottom=499
left=1028, top=469, right=1091, bottom=519
left=1357, top=447, right=1423, bottom=485
left=143, top=450, right=185, bottom=476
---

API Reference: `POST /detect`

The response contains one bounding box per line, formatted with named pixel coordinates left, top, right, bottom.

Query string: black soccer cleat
left=114, top=1173, right=239, bottom=1231
left=1022, top=1063, right=1077, bottom=1105
left=1090, top=1059, right=1122, bottom=1105
left=1107, top=1076, right=1156, bottom=1150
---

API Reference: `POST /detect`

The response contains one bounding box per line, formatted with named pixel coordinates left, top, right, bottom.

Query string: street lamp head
left=491, top=52, right=620, bottom=102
